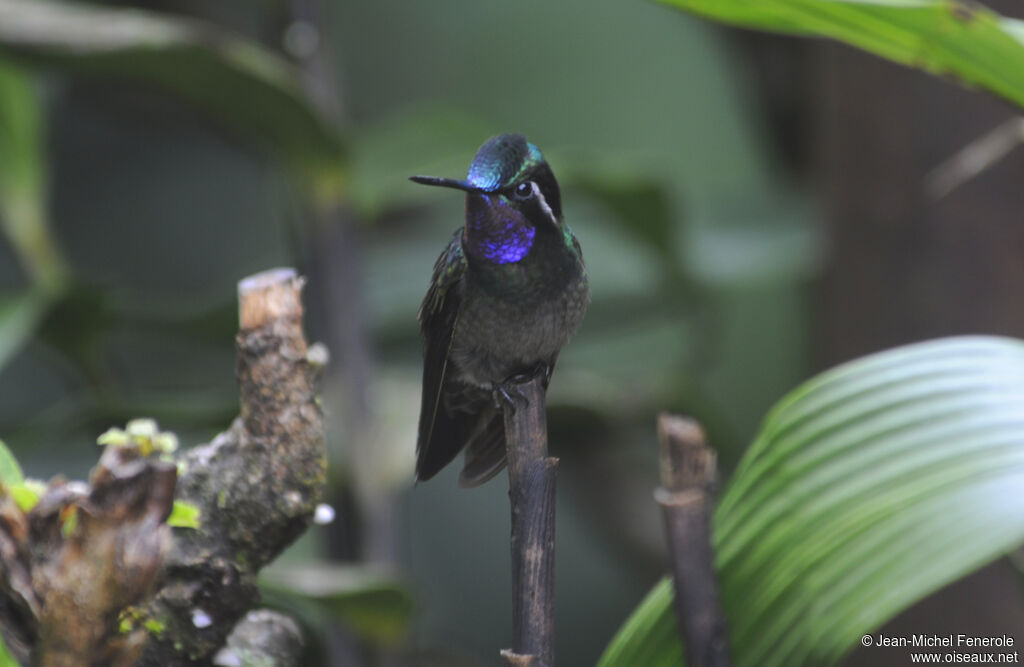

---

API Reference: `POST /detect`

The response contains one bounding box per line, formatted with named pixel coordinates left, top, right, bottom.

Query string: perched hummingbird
left=411, top=134, right=590, bottom=487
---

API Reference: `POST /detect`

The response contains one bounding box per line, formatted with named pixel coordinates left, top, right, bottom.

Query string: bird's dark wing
left=459, top=411, right=506, bottom=487
left=459, top=355, right=561, bottom=487
left=416, top=233, right=473, bottom=481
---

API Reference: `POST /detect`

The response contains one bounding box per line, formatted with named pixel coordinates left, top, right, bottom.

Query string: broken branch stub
left=137, top=267, right=327, bottom=665
left=0, top=267, right=326, bottom=666
left=655, top=413, right=731, bottom=667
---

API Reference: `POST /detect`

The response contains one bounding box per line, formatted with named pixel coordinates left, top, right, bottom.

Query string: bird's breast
left=450, top=262, right=589, bottom=387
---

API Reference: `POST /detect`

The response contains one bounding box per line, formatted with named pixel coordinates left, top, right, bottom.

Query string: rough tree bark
left=139, top=267, right=327, bottom=665
left=0, top=444, right=176, bottom=666
left=0, top=267, right=326, bottom=666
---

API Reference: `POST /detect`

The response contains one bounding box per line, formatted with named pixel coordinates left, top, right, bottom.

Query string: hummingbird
left=411, top=134, right=590, bottom=487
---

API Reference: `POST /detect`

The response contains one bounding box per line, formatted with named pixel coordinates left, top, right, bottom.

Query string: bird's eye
left=514, top=181, right=534, bottom=200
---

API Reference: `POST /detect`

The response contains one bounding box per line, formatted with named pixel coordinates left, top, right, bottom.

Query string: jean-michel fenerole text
left=874, top=634, right=1015, bottom=648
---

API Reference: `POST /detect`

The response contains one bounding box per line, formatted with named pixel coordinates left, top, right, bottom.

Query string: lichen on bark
left=0, top=268, right=327, bottom=667
left=139, top=268, right=327, bottom=665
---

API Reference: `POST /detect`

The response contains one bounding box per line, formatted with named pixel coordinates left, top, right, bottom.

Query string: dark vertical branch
left=285, top=0, right=392, bottom=569
left=280, top=6, right=390, bottom=666
left=286, top=0, right=371, bottom=438
left=655, top=413, right=730, bottom=667
left=501, top=376, right=557, bottom=667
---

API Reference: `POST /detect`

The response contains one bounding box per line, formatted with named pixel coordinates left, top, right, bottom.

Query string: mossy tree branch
left=137, top=267, right=327, bottom=665
left=214, top=609, right=305, bottom=666
left=0, top=258, right=325, bottom=667
left=0, top=444, right=177, bottom=666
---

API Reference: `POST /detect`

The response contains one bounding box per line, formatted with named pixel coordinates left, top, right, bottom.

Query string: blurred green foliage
left=0, top=60, right=67, bottom=388
left=0, top=636, right=15, bottom=667
left=0, top=60, right=66, bottom=292
left=261, top=563, right=415, bottom=645
left=658, top=0, right=1024, bottom=110
left=0, top=0, right=344, bottom=179
left=602, top=1, right=1024, bottom=663
left=603, top=337, right=1024, bottom=666
left=0, top=438, right=22, bottom=486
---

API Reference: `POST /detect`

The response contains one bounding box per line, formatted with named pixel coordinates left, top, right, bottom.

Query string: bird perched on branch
left=411, top=134, right=590, bottom=487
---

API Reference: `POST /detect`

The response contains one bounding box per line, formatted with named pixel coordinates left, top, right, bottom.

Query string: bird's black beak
left=409, top=175, right=479, bottom=192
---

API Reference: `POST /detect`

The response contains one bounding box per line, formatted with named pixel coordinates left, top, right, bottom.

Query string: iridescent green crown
left=466, top=134, right=544, bottom=192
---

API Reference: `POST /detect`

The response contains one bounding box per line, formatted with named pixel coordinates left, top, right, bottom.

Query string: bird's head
left=411, top=134, right=563, bottom=264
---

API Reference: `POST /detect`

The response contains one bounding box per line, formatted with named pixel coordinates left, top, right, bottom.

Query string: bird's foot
left=535, top=360, right=554, bottom=386
left=491, top=363, right=552, bottom=414
left=492, top=380, right=528, bottom=414
left=509, top=361, right=553, bottom=386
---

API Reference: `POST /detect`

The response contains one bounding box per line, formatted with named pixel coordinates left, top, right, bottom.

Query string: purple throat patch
left=479, top=222, right=535, bottom=264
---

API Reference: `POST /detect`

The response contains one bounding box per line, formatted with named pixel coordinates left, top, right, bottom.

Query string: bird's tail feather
left=458, top=413, right=506, bottom=487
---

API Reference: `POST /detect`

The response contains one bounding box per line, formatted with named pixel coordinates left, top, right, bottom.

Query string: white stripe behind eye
left=533, top=182, right=557, bottom=225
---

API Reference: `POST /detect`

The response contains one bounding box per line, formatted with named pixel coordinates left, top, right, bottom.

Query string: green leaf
left=0, top=438, right=22, bottom=487
left=601, top=336, right=1024, bottom=667
left=261, top=563, right=414, bottom=643
left=0, top=633, right=20, bottom=667
left=596, top=578, right=683, bottom=667
left=0, top=61, right=41, bottom=240
left=0, top=290, right=47, bottom=375
left=167, top=500, right=200, bottom=529
left=8, top=479, right=44, bottom=512
left=0, top=0, right=344, bottom=179
left=98, top=419, right=179, bottom=457
left=0, top=60, right=67, bottom=292
left=95, top=428, right=131, bottom=448
left=657, top=0, right=1024, bottom=110
left=0, top=62, right=65, bottom=376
